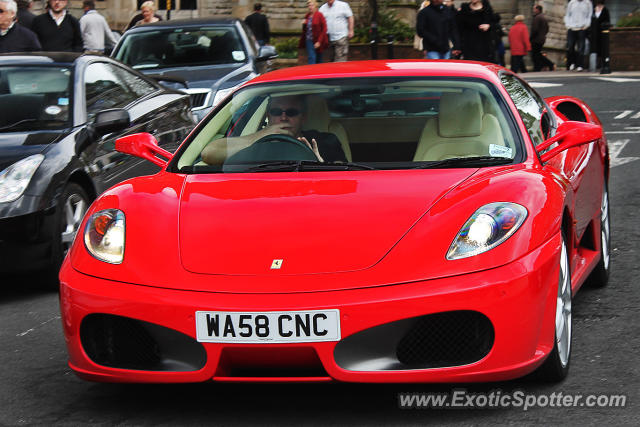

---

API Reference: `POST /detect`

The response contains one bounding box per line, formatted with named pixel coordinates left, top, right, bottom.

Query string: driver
left=201, top=95, right=347, bottom=164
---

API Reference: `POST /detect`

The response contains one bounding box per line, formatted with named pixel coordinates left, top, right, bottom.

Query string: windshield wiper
left=0, top=119, right=65, bottom=131
left=413, top=156, right=513, bottom=169
left=240, top=160, right=376, bottom=172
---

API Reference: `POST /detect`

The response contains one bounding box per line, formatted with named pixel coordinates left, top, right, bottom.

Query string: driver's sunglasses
left=268, top=107, right=301, bottom=117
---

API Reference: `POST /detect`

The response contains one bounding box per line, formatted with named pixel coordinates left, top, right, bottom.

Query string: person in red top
left=508, top=14, right=531, bottom=73
left=299, top=0, right=328, bottom=64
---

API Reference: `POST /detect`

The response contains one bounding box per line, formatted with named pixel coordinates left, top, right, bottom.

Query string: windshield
left=174, top=77, right=522, bottom=173
left=114, top=26, right=247, bottom=70
left=0, top=66, right=72, bottom=132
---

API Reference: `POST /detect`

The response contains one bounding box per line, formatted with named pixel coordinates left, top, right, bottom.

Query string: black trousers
left=511, top=55, right=527, bottom=73
left=531, top=42, right=554, bottom=71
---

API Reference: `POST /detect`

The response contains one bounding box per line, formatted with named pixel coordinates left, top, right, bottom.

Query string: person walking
left=415, top=0, right=461, bottom=60
left=590, top=0, right=610, bottom=69
left=0, top=0, right=41, bottom=53
left=31, top=0, right=83, bottom=52
left=319, top=0, right=353, bottom=62
left=79, top=0, right=118, bottom=54
left=508, top=14, right=530, bottom=73
left=564, top=0, right=592, bottom=71
left=16, top=0, right=34, bottom=29
left=456, top=0, right=497, bottom=62
left=245, top=3, right=270, bottom=46
left=530, top=4, right=555, bottom=71
left=299, top=0, right=328, bottom=64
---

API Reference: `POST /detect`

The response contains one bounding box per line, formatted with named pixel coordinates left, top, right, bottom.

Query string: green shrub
left=616, top=10, right=640, bottom=27
left=274, top=37, right=299, bottom=59
left=353, top=2, right=415, bottom=43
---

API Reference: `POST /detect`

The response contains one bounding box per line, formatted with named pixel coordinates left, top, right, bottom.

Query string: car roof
left=123, top=18, right=241, bottom=33
left=0, top=52, right=81, bottom=65
left=247, top=60, right=505, bottom=86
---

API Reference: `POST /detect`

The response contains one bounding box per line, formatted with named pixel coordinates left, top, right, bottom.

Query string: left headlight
left=84, top=209, right=125, bottom=264
left=0, top=154, right=44, bottom=203
left=447, top=202, right=528, bottom=260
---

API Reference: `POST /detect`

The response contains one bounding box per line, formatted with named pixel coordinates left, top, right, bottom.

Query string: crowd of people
left=0, top=0, right=614, bottom=71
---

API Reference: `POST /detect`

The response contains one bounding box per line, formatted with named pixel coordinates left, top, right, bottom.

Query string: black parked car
left=0, top=53, right=195, bottom=285
left=112, top=18, right=278, bottom=121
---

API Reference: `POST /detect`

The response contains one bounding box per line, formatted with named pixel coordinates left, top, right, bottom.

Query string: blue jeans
left=306, top=39, right=321, bottom=64
left=426, top=50, right=451, bottom=60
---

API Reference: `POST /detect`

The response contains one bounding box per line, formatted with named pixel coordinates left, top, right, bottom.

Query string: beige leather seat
left=413, top=90, right=505, bottom=161
left=303, top=96, right=352, bottom=161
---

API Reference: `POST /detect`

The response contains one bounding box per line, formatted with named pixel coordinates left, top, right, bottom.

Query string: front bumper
left=59, top=233, right=561, bottom=383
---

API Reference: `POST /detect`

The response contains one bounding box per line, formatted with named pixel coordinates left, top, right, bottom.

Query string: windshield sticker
left=232, top=51, right=246, bottom=61
left=489, top=144, right=513, bottom=158
left=45, top=106, right=62, bottom=115
left=58, top=98, right=69, bottom=106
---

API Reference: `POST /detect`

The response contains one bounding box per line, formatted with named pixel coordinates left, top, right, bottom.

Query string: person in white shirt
left=319, top=0, right=353, bottom=62
left=79, top=0, right=118, bottom=53
left=564, top=0, right=592, bottom=71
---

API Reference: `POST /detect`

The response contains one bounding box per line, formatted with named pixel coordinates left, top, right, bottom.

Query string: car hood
left=179, top=170, right=476, bottom=275
left=145, top=63, right=251, bottom=90
left=0, top=131, right=65, bottom=171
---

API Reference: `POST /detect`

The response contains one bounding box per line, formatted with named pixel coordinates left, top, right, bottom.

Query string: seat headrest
left=438, top=90, right=483, bottom=138
left=301, top=95, right=329, bottom=132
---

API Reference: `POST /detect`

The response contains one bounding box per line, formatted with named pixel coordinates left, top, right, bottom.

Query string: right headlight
left=84, top=209, right=125, bottom=264
left=0, top=154, right=44, bottom=203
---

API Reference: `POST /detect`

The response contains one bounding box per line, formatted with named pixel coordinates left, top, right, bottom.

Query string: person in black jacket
left=415, top=0, right=461, bottom=59
left=590, top=0, right=610, bottom=69
left=456, top=0, right=497, bottom=62
left=31, top=0, right=83, bottom=52
left=530, top=4, right=555, bottom=71
left=0, top=0, right=41, bottom=53
left=244, top=3, right=270, bottom=46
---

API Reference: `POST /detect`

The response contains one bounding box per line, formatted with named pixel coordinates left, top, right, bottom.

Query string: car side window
left=500, top=73, right=547, bottom=147
left=84, top=62, right=155, bottom=118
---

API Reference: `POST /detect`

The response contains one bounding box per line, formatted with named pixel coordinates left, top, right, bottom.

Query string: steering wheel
left=225, top=133, right=318, bottom=164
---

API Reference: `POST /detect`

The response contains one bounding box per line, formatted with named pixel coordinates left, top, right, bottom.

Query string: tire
left=535, top=233, right=572, bottom=382
left=42, top=183, right=90, bottom=289
left=587, top=180, right=611, bottom=288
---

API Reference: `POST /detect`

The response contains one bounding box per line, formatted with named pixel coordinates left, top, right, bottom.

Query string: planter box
left=610, top=28, right=640, bottom=71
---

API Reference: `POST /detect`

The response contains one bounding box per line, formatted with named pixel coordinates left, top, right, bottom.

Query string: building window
left=156, top=0, right=196, bottom=10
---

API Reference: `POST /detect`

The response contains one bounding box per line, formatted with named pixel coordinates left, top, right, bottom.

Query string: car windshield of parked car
left=114, top=26, right=247, bottom=70
left=174, top=77, right=522, bottom=173
left=0, top=66, right=71, bottom=132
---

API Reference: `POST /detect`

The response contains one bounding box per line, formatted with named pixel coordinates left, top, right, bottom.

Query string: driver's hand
left=298, top=137, right=324, bottom=162
left=254, top=123, right=296, bottom=141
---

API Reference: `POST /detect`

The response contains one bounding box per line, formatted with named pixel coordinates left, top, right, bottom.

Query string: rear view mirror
left=537, top=121, right=603, bottom=163
left=94, top=108, right=130, bottom=136
left=115, top=132, right=171, bottom=168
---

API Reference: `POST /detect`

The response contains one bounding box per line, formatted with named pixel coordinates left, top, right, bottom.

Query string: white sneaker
left=569, top=64, right=576, bottom=71
left=576, top=66, right=583, bottom=71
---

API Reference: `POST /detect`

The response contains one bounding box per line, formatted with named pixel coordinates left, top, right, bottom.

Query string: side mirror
left=94, top=108, right=130, bottom=136
left=256, top=45, right=278, bottom=61
left=536, top=121, right=603, bottom=163
left=115, top=133, right=171, bottom=168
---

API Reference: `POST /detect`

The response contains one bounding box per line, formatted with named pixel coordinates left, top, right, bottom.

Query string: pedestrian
left=492, top=13, right=505, bottom=66
left=124, top=1, right=161, bottom=31
left=0, top=0, right=41, bottom=53
left=530, top=4, right=555, bottom=71
left=244, top=3, right=270, bottom=46
left=564, top=0, right=592, bottom=71
left=415, top=0, right=461, bottom=60
left=299, top=0, right=328, bottom=64
left=31, top=0, right=83, bottom=52
left=508, top=14, right=530, bottom=73
left=590, top=0, right=610, bottom=69
left=16, top=0, right=34, bottom=29
left=319, top=0, right=353, bottom=62
left=79, top=0, right=118, bottom=54
left=456, top=0, right=497, bottom=62
left=413, top=0, right=429, bottom=53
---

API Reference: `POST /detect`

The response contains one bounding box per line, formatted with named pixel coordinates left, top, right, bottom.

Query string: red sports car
left=59, top=60, right=609, bottom=383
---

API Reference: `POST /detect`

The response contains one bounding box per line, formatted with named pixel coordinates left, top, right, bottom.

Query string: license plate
left=195, top=310, right=341, bottom=343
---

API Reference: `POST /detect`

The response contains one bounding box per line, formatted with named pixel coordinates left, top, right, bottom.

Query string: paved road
left=2, top=73, right=639, bottom=426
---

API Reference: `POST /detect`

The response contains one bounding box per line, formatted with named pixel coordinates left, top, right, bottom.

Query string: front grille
left=80, top=314, right=206, bottom=371
left=183, top=89, right=211, bottom=109
left=395, top=311, right=494, bottom=368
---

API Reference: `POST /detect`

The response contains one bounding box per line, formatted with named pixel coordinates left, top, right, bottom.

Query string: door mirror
left=256, top=45, right=278, bottom=61
left=94, top=108, right=130, bottom=136
left=115, top=132, right=171, bottom=168
left=537, top=121, right=603, bottom=163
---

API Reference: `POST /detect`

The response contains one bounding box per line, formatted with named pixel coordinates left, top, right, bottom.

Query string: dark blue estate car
left=112, top=18, right=278, bottom=121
